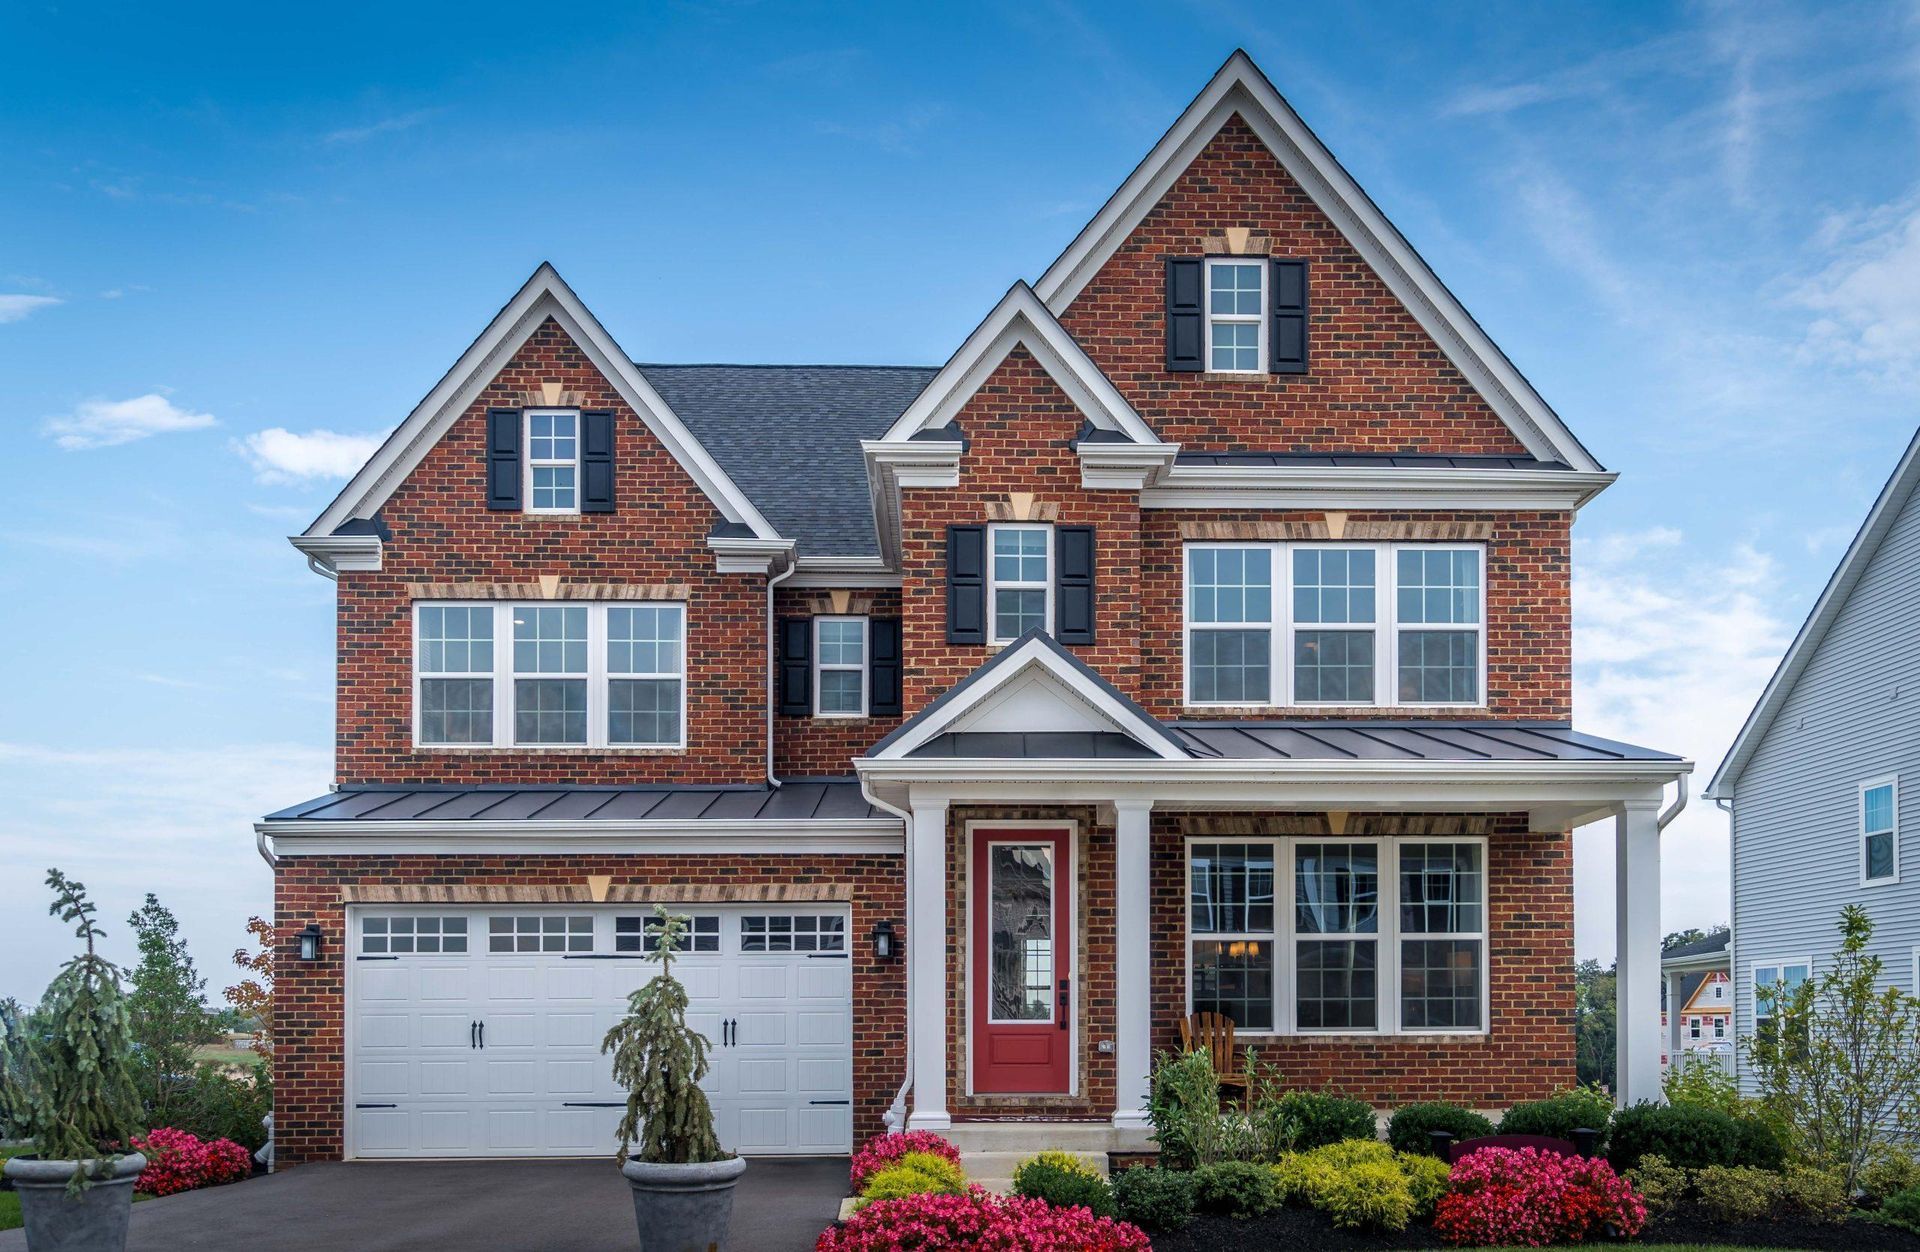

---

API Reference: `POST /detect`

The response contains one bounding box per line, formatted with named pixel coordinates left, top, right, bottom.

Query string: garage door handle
left=561, top=1102, right=626, bottom=1108
left=469, top=1021, right=477, bottom=1050
left=356, top=1103, right=398, bottom=1109
left=477, top=1021, right=485, bottom=1049
left=809, top=1100, right=850, bottom=1106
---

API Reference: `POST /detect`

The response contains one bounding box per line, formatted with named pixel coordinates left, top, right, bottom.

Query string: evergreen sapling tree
left=601, top=906, right=728, bottom=1166
left=126, top=893, right=220, bottom=1125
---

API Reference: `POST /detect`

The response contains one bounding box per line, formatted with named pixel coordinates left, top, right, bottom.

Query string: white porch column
left=1666, top=970, right=1684, bottom=1065
left=907, top=797, right=952, bottom=1130
left=1111, top=799, right=1154, bottom=1130
left=1615, top=797, right=1664, bottom=1106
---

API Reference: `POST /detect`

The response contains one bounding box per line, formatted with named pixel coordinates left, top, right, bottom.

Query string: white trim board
left=1032, top=50, right=1602, bottom=475
left=306, top=263, right=783, bottom=544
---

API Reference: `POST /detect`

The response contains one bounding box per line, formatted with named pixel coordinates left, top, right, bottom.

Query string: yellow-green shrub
left=1014, top=1150, right=1099, bottom=1182
left=1400, top=1151, right=1451, bottom=1217
left=857, top=1151, right=967, bottom=1208
left=1777, top=1164, right=1848, bottom=1222
left=1268, top=1139, right=1441, bottom=1232
left=1693, top=1164, right=1774, bottom=1222
left=1623, top=1154, right=1688, bottom=1216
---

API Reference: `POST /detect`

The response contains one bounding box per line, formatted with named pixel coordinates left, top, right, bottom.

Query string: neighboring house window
left=989, top=525, right=1051, bottom=643
left=488, top=915, right=593, bottom=953
left=525, top=409, right=580, bottom=513
left=1711, top=980, right=1725, bottom=1001
left=1689, top=1017, right=1701, bottom=1040
left=362, top=916, right=467, bottom=955
left=814, top=616, right=868, bottom=717
left=1862, top=777, right=1899, bottom=884
left=1713, top=1017, right=1725, bottom=1039
left=1184, top=543, right=1484, bottom=707
left=415, top=602, right=687, bottom=749
left=1205, top=258, right=1265, bottom=372
left=1187, top=837, right=1485, bottom=1035
left=607, top=605, right=683, bottom=746
left=615, top=914, right=719, bottom=953
left=417, top=605, right=495, bottom=744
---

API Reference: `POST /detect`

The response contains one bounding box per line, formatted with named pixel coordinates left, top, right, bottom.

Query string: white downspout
left=1658, top=774, right=1688, bottom=831
left=765, top=558, right=798, bottom=786
left=861, top=776, right=914, bottom=1131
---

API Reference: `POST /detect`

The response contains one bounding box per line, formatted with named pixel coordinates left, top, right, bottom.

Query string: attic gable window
left=525, top=409, right=580, bottom=513
left=1206, top=259, right=1265, bottom=373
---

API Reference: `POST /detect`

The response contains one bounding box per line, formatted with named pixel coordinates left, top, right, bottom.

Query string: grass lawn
left=192, top=1044, right=265, bottom=1070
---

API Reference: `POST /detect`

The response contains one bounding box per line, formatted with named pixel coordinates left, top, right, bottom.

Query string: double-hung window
left=1753, top=959, right=1810, bottom=1048
left=989, top=525, right=1051, bottom=643
left=525, top=409, right=579, bottom=513
left=814, top=616, right=868, bottom=716
left=1184, top=542, right=1484, bottom=707
left=1186, top=837, right=1486, bottom=1035
left=415, top=601, right=686, bottom=748
left=1861, top=776, right=1899, bottom=885
left=1206, top=258, right=1265, bottom=373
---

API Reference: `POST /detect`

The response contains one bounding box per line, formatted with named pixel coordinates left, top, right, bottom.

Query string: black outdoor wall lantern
left=297, top=922, right=324, bottom=962
left=870, top=919, right=899, bottom=962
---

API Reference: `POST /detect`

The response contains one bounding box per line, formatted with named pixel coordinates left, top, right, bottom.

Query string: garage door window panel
left=489, top=915, right=593, bottom=953
left=740, top=914, right=846, bottom=953
left=617, top=913, right=720, bottom=953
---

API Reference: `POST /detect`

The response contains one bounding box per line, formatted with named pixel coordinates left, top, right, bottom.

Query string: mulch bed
left=1148, top=1202, right=1920, bottom=1250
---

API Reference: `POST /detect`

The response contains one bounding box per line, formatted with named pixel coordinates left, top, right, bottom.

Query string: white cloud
left=236, top=427, right=384, bottom=484
left=41, top=393, right=217, bottom=450
left=0, top=294, right=61, bottom=323
left=0, top=741, right=330, bottom=1004
left=1569, top=530, right=1796, bottom=960
left=1796, top=194, right=1920, bottom=387
left=323, top=109, right=440, bottom=145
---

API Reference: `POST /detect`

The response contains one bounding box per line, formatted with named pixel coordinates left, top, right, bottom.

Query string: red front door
left=971, top=828, right=1072, bottom=1094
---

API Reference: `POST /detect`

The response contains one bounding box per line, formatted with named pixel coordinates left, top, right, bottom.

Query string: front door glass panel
left=988, top=844, right=1055, bottom=1023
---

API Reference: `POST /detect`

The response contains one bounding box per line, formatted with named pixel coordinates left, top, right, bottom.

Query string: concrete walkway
left=0, top=1156, right=848, bottom=1252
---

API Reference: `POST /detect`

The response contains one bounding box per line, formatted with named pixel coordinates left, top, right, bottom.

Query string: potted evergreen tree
left=602, top=906, right=745, bottom=1250
left=1, top=871, right=146, bottom=1252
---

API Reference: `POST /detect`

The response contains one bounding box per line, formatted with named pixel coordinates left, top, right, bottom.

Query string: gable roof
left=1709, top=428, right=1920, bottom=797
left=1032, top=50, right=1603, bottom=474
left=306, top=264, right=783, bottom=543
left=638, top=364, right=936, bottom=556
left=878, top=282, right=1162, bottom=445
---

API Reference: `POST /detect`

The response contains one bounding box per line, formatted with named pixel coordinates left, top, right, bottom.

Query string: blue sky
left=4, top=0, right=1919, bottom=1000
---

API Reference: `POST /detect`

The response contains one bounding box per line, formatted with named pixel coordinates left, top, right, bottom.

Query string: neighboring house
left=1709, top=429, right=1920, bottom=1088
left=1660, top=932, right=1731, bottom=1071
left=257, top=51, right=1689, bottom=1167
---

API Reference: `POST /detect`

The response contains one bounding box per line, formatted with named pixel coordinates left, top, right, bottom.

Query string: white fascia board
left=788, top=556, right=902, bottom=589
left=307, top=263, right=783, bottom=544
left=1079, top=443, right=1181, bottom=490
left=858, top=756, right=1692, bottom=787
left=1709, top=428, right=1920, bottom=798
left=289, top=534, right=382, bottom=574
left=1140, top=466, right=1616, bottom=512
left=708, top=535, right=796, bottom=574
left=258, top=817, right=904, bottom=858
left=1032, top=51, right=1602, bottom=475
left=863, top=439, right=964, bottom=488
left=878, top=283, right=1160, bottom=446
left=1661, top=952, right=1732, bottom=974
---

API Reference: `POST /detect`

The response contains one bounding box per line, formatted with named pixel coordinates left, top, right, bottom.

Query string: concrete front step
left=943, top=1122, right=1154, bottom=1154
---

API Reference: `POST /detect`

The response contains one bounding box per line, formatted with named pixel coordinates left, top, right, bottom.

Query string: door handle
left=477, top=1021, right=485, bottom=1049
left=1057, top=979, right=1070, bottom=1031
left=470, top=1020, right=477, bottom=1050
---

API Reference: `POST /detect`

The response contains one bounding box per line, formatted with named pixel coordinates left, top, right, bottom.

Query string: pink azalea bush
left=1433, top=1146, right=1647, bottom=1247
left=132, top=1127, right=253, bottom=1197
left=816, top=1190, right=1150, bottom=1252
left=848, top=1130, right=964, bottom=1192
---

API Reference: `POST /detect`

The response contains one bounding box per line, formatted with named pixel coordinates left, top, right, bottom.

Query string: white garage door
left=347, top=906, right=853, bottom=1158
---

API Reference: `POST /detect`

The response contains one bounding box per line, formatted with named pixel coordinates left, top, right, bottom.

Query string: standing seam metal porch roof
left=903, top=721, right=1679, bottom=762
left=262, top=780, right=889, bottom=823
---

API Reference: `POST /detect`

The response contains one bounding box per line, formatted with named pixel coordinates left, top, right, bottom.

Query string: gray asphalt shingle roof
left=636, top=363, right=937, bottom=557
left=263, top=781, right=888, bottom=823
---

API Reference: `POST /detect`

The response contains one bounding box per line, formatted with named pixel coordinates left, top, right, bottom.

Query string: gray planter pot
left=620, top=1155, right=746, bottom=1251
left=3, top=1154, right=146, bottom=1252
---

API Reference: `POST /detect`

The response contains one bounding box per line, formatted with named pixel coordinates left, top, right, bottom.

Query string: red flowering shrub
left=133, top=1127, right=252, bottom=1197
left=1434, top=1146, right=1647, bottom=1247
left=848, top=1130, right=964, bottom=1192
left=816, top=1190, right=1150, bottom=1251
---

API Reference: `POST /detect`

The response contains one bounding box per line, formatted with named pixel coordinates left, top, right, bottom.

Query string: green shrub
left=1623, top=1153, right=1689, bottom=1216
left=1013, top=1149, right=1098, bottom=1180
left=1733, top=1114, right=1786, bottom=1171
left=1662, top=1050, right=1745, bottom=1116
left=1111, top=1166, right=1195, bottom=1233
left=1385, top=1101, right=1494, bottom=1155
left=1192, top=1159, right=1279, bottom=1218
left=1271, top=1090, right=1377, bottom=1152
left=1694, top=1164, right=1776, bottom=1222
left=173, top=1065, right=271, bottom=1153
left=1322, top=1158, right=1415, bottom=1232
left=1777, top=1164, right=1849, bottom=1222
left=1400, top=1151, right=1451, bottom=1217
left=1148, top=1049, right=1260, bottom=1168
left=1863, top=1146, right=1920, bottom=1201
left=1608, top=1101, right=1766, bottom=1171
left=1269, top=1140, right=1444, bottom=1232
left=1009, top=1157, right=1114, bottom=1217
left=1497, top=1084, right=1613, bottom=1150
left=858, top=1151, right=967, bottom=1206
left=1882, top=1184, right=1920, bottom=1234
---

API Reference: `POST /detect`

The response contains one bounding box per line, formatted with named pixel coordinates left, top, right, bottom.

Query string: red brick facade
left=773, top=588, right=905, bottom=777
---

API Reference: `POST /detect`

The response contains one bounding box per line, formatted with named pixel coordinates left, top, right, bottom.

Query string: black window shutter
left=946, top=525, right=986, bottom=645
left=581, top=409, right=615, bottom=513
left=486, top=408, right=522, bottom=510
left=869, top=618, right=903, bottom=716
left=778, top=618, right=812, bottom=716
left=1165, top=258, right=1204, bottom=372
left=1270, top=259, right=1308, bottom=375
left=1055, top=526, right=1095, bottom=645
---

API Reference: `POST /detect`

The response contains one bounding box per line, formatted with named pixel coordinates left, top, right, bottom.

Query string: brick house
left=261, top=51, right=1688, bottom=1166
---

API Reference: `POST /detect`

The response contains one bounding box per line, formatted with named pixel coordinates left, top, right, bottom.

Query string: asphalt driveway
left=0, top=1156, right=848, bottom=1252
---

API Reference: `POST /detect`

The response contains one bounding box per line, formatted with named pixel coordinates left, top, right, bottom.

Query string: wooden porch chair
left=1178, top=1011, right=1252, bottom=1110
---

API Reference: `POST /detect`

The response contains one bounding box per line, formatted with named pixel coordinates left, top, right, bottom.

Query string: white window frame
left=412, top=601, right=687, bottom=750
left=1752, top=957, right=1812, bottom=1022
left=1204, top=257, right=1266, bottom=375
left=1860, top=775, right=1900, bottom=886
left=511, top=604, right=591, bottom=747
left=813, top=615, right=869, bottom=719
left=1182, top=542, right=1487, bottom=709
left=1182, top=835, right=1490, bottom=1038
left=524, top=408, right=582, bottom=515
left=415, top=604, right=497, bottom=746
left=987, top=523, right=1053, bottom=645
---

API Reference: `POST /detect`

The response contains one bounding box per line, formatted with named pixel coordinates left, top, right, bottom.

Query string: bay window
left=1186, top=836, right=1488, bottom=1035
left=414, top=601, right=686, bottom=748
left=1184, top=542, right=1484, bottom=707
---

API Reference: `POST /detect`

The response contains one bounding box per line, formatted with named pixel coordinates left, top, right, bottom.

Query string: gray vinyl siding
left=1731, top=474, right=1920, bottom=1088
